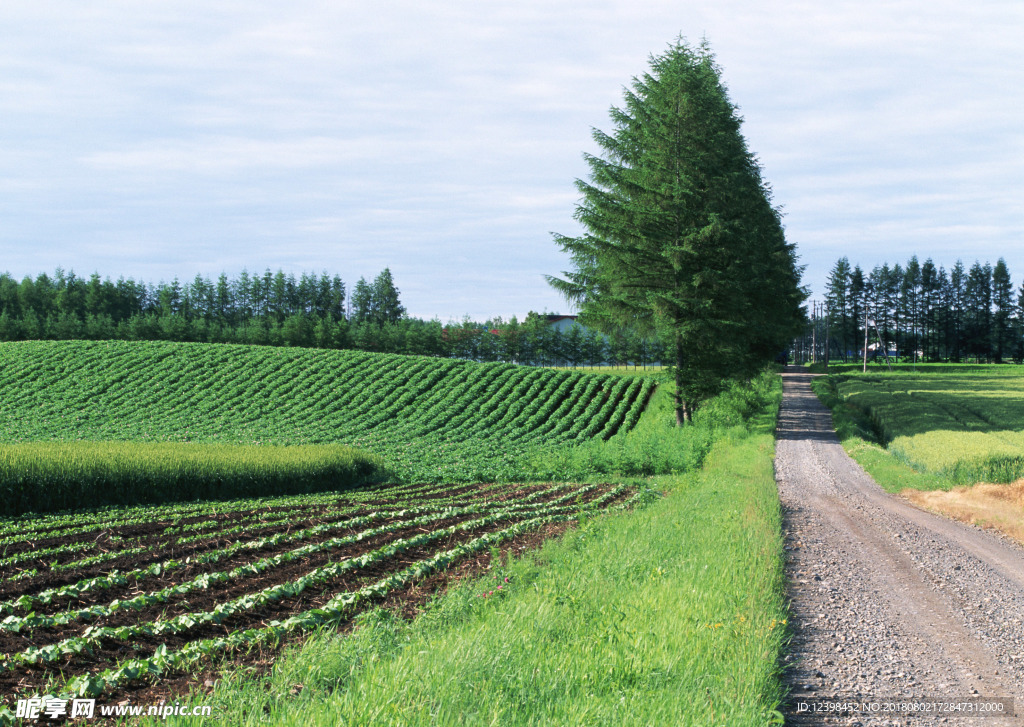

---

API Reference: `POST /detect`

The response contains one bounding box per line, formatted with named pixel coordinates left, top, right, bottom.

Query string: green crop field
left=0, top=340, right=789, bottom=724
left=0, top=340, right=654, bottom=485
left=817, top=366, right=1024, bottom=488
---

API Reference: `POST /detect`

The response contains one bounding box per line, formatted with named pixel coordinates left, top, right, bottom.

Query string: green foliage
left=548, top=38, right=804, bottom=421
left=0, top=441, right=384, bottom=516
left=154, top=433, right=786, bottom=727
left=349, top=269, right=405, bottom=326
left=532, top=370, right=781, bottom=479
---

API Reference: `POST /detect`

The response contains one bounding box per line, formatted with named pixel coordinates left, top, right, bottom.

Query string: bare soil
left=776, top=368, right=1024, bottom=726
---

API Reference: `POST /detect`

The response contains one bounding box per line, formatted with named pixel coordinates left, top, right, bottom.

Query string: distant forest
left=0, top=267, right=664, bottom=367
left=821, top=255, right=1024, bottom=363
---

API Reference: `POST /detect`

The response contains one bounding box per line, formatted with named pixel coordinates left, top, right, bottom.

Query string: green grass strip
left=0, top=441, right=386, bottom=517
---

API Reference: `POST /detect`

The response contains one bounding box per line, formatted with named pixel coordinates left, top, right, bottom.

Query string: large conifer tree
left=548, top=39, right=805, bottom=423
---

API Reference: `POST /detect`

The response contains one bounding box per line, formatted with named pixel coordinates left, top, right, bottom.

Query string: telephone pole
left=863, top=303, right=870, bottom=373
left=811, top=300, right=817, bottom=364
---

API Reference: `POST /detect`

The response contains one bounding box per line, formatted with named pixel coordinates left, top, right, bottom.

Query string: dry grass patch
left=903, top=480, right=1024, bottom=544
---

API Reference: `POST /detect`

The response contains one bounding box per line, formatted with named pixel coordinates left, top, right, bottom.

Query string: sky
left=1, top=1, right=1022, bottom=320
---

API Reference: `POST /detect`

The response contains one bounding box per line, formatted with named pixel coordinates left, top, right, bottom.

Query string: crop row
left=0, top=484, right=595, bottom=619
left=0, top=482, right=549, bottom=586
left=3, top=488, right=623, bottom=641
left=0, top=482, right=651, bottom=701
left=0, top=341, right=644, bottom=446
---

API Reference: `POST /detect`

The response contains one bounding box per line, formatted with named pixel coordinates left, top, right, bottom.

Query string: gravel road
left=775, top=369, right=1024, bottom=726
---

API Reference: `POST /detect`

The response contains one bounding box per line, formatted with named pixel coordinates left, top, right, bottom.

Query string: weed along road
left=775, top=368, right=1024, bottom=726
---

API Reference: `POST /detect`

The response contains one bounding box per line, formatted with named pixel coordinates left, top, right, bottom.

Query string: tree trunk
left=674, top=332, right=691, bottom=425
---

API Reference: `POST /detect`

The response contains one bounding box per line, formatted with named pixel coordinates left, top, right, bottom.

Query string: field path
left=776, top=368, right=1024, bottom=726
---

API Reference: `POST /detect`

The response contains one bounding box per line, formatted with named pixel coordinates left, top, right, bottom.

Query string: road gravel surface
left=776, top=369, right=1024, bottom=726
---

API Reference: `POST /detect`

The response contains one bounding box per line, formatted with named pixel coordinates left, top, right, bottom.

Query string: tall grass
left=0, top=442, right=386, bottom=516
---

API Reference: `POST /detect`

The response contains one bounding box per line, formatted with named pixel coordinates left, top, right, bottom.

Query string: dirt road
left=775, top=369, right=1024, bottom=726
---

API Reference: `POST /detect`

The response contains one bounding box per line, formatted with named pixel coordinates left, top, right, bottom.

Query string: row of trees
left=823, top=255, right=1023, bottom=363
left=0, top=267, right=664, bottom=368
left=0, top=267, right=410, bottom=328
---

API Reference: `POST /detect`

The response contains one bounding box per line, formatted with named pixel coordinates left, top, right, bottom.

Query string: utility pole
left=811, top=300, right=817, bottom=364
left=863, top=303, right=870, bottom=373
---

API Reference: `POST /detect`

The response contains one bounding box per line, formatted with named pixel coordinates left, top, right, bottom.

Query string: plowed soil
left=0, top=482, right=632, bottom=708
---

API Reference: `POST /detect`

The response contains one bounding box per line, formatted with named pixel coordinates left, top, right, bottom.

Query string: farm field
left=0, top=479, right=646, bottom=706
left=0, top=340, right=655, bottom=483
left=0, top=339, right=788, bottom=724
left=814, top=366, right=1024, bottom=543
left=165, top=432, right=787, bottom=727
left=822, top=366, right=1024, bottom=486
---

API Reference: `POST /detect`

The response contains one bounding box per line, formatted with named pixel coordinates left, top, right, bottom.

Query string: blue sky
left=2, top=1, right=1022, bottom=320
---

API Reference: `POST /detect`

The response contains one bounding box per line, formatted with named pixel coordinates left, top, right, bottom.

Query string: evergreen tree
left=350, top=278, right=373, bottom=323
left=370, top=268, right=405, bottom=325
left=934, top=266, right=951, bottom=359
left=920, top=259, right=938, bottom=360
left=849, top=266, right=865, bottom=359
left=215, top=273, right=233, bottom=324
left=991, top=258, right=1014, bottom=363
left=949, top=261, right=966, bottom=361
left=235, top=270, right=254, bottom=323
left=1016, top=279, right=1024, bottom=363
left=900, top=256, right=921, bottom=361
left=964, top=262, right=993, bottom=361
left=548, top=39, right=804, bottom=423
left=825, top=257, right=851, bottom=360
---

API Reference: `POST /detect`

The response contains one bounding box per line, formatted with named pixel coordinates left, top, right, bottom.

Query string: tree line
left=0, top=266, right=665, bottom=367
left=823, top=255, right=1023, bottom=363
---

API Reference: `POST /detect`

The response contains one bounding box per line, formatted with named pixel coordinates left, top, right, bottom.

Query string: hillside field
left=0, top=340, right=654, bottom=485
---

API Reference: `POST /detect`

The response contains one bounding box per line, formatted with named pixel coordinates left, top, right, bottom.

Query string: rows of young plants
left=0, top=480, right=650, bottom=705
left=0, top=340, right=654, bottom=482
